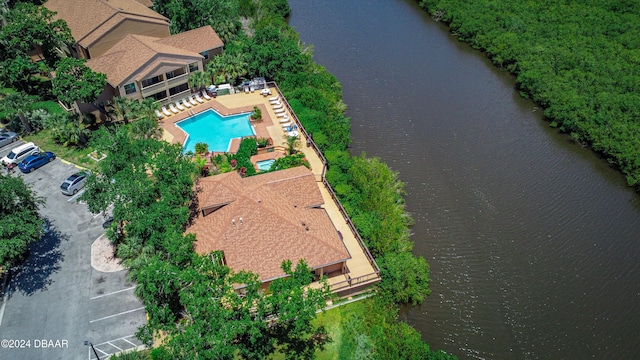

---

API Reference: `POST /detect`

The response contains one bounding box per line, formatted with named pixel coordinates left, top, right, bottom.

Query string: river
left=288, top=1, right=640, bottom=359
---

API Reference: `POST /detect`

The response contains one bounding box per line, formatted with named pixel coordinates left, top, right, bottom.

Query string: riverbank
left=288, top=1, right=640, bottom=358
left=416, top=0, right=640, bottom=190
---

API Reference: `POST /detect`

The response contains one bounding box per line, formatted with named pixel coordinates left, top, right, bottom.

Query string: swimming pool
left=177, top=109, right=255, bottom=153
left=256, top=158, right=276, bottom=171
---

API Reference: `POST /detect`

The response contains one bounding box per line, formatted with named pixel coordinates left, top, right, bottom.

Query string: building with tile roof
left=44, top=0, right=170, bottom=59
left=43, top=0, right=224, bottom=113
left=85, top=26, right=223, bottom=105
left=188, top=166, right=353, bottom=289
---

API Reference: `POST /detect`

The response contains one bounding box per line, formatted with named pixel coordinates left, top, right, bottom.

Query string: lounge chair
left=269, top=99, right=280, bottom=105
left=279, top=116, right=290, bottom=123
left=269, top=96, right=279, bottom=101
left=272, top=104, right=283, bottom=110
left=155, top=109, right=164, bottom=119
left=276, top=112, right=287, bottom=117
left=176, top=101, right=186, bottom=111
left=195, top=93, right=205, bottom=103
left=162, top=107, right=172, bottom=117
left=181, top=99, right=191, bottom=108
left=274, top=108, right=285, bottom=114
left=281, top=122, right=292, bottom=128
left=202, top=90, right=212, bottom=100
left=169, top=103, right=180, bottom=114
left=189, top=96, right=198, bottom=105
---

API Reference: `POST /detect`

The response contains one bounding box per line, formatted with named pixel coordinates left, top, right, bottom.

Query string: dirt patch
left=91, top=235, right=124, bottom=272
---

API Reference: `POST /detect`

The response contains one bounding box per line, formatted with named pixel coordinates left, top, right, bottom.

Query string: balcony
left=140, top=81, right=166, bottom=98
left=166, top=73, right=189, bottom=88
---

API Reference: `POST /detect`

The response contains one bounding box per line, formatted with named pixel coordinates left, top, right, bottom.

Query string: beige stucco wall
left=88, top=19, right=170, bottom=59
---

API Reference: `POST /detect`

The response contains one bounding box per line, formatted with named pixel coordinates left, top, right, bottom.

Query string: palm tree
left=108, top=96, right=132, bottom=123
left=49, top=113, right=89, bottom=146
left=284, top=135, right=299, bottom=155
left=0, top=91, right=36, bottom=133
left=206, top=57, right=224, bottom=85
left=130, top=118, right=162, bottom=140
left=188, top=71, right=209, bottom=92
left=130, top=97, right=158, bottom=122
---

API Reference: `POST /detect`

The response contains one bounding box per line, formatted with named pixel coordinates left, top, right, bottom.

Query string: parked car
left=1, top=142, right=39, bottom=166
left=0, top=131, right=18, bottom=148
left=60, top=172, right=88, bottom=195
left=18, top=151, right=56, bottom=173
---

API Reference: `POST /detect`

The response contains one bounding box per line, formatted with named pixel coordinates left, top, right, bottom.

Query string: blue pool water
left=177, top=109, right=254, bottom=153
left=256, top=159, right=276, bottom=171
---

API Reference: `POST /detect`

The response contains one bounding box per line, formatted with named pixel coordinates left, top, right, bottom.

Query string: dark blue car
left=18, top=151, right=56, bottom=173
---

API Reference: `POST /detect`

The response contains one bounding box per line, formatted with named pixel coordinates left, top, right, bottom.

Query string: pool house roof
left=188, top=166, right=352, bottom=283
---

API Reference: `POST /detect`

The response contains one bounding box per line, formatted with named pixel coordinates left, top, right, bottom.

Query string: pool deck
left=160, top=87, right=380, bottom=296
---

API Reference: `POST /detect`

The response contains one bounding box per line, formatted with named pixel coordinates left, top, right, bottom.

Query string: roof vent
left=239, top=217, right=244, bottom=224
left=232, top=219, right=236, bottom=227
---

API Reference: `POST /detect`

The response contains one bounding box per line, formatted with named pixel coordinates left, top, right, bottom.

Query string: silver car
left=60, top=172, right=88, bottom=195
left=0, top=131, right=18, bottom=148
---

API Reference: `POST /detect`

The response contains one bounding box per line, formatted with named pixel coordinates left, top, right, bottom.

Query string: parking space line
left=108, top=342, right=123, bottom=351
left=0, top=273, right=9, bottom=326
left=89, top=306, right=145, bottom=323
left=93, top=335, right=139, bottom=347
left=90, top=286, right=136, bottom=300
left=89, top=335, right=144, bottom=360
left=93, top=204, right=114, bottom=219
left=67, top=189, right=86, bottom=203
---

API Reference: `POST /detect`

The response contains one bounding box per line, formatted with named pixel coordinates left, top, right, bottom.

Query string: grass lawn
left=267, top=300, right=368, bottom=360
left=31, top=100, right=66, bottom=115
left=22, top=129, right=98, bottom=171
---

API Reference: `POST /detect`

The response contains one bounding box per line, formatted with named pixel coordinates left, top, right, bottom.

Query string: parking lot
left=0, top=140, right=146, bottom=360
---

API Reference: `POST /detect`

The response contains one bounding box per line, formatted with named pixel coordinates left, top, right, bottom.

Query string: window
left=200, top=50, right=209, bottom=60
left=124, top=83, right=136, bottom=94
left=141, top=74, right=164, bottom=88
left=189, top=62, right=199, bottom=72
left=145, top=90, right=167, bottom=101
left=166, top=66, right=186, bottom=80
left=169, top=83, right=189, bottom=96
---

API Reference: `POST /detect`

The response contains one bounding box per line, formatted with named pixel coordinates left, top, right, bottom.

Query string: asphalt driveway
left=0, top=141, right=146, bottom=359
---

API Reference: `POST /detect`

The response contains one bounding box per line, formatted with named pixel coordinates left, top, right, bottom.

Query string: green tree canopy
left=0, top=90, right=38, bottom=133
left=153, top=0, right=240, bottom=39
left=142, top=256, right=331, bottom=360
left=0, top=2, right=72, bottom=68
left=52, top=57, right=106, bottom=105
left=0, top=174, right=44, bottom=270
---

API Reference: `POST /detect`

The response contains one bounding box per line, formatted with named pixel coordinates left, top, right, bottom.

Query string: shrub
left=194, top=142, right=209, bottom=154
left=256, top=137, right=270, bottom=148
left=250, top=106, right=261, bottom=120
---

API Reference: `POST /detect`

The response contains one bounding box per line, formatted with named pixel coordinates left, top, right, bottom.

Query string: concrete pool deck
left=159, top=86, right=380, bottom=296
left=160, top=92, right=281, bottom=152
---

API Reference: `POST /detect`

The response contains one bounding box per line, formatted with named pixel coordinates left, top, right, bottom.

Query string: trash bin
left=306, top=139, right=311, bottom=147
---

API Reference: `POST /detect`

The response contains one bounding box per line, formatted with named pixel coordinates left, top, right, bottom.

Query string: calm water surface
left=289, top=1, right=640, bottom=359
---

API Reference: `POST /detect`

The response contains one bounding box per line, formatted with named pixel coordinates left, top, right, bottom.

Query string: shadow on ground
left=10, top=221, right=67, bottom=296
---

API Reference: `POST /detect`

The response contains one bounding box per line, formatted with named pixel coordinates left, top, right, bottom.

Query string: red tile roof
left=85, top=34, right=203, bottom=87
left=156, top=26, right=223, bottom=55
left=44, top=0, right=168, bottom=48
left=188, top=167, right=351, bottom=282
